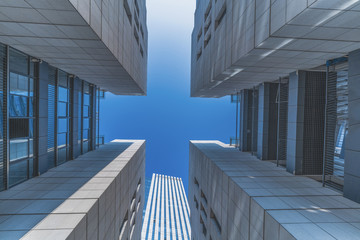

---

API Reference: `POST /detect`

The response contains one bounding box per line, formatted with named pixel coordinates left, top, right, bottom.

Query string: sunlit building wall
left=142, top=174, right=191, bottom=240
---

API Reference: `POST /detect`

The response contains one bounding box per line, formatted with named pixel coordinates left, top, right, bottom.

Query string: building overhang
left=191, top=0, right=360, bottom=98
left=0, top=0, right=146, bottom=95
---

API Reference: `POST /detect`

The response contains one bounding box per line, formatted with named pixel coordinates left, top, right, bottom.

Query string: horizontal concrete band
left=190, top=141, right=360, bottom=240
left=0, top=139, right=145, bottom=240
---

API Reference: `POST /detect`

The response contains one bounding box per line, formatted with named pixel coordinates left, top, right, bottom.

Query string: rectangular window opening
left=215, top=4, right=226, bottom=30
left=210, top=209, right=222, bottom=234
left=124, top=0, right=132, bottom=24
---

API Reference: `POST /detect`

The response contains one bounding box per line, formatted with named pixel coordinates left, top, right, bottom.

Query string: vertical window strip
left=147, top=174, right=159, bottom=239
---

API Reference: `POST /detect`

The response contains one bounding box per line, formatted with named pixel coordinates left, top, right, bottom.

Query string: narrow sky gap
left=100, top=0, right=234, bottom=192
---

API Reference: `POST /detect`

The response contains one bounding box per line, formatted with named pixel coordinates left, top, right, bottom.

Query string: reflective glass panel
left=10, top=139, right=29, bottom=161
left=58, top=118, right=68, bottom=133
left=57, top=133, right=67, bottom=147
left=83, top=129, right=89, bottom=141
left=58, top=87, right=68, bottom=102
left=58, top=102, right=67, bottom=117
left=83, top=106, right=89, bottom=117
left=10, top=73, right=28, bottom=96
left=84, top=94, right=89, bottom=105
left=10, top=95, right=27, bottom=117
left=57, top=147, right=67, bottom=165
left=83, top=118, right=89, bottom=129
left=9, top=159, right=28, bottom=187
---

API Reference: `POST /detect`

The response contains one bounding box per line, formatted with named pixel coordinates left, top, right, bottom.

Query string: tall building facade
left=0, top=0, right=148, bottom=239
left=0, top=0, right=148, bottom=190
left=191, top=0, right=360, bottom=239
left=189, top=141, right=360, bottom=240
left=191, top=1, right=360, bottom=202
left=142, top=174, right=191, bottom=240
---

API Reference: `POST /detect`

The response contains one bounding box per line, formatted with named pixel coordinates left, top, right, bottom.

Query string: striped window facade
left=142, top=174, right=191, bottom=240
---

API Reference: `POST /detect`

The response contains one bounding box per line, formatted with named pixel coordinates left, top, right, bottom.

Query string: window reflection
left=8, top=48, right=34, bottom=187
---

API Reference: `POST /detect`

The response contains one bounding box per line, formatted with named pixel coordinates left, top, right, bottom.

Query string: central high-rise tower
left=142, top=174, right=191, bottom=240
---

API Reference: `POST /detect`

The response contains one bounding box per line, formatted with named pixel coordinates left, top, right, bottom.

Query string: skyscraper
left=0, top=0, right=148, bottom=239
left=190, top=0, right=360, bottom=239
left=142, top=174, right=191, bottom=240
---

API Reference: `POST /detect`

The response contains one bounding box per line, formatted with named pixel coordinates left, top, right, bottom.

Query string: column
left=36, top=61, right=49, bottom=174
left=239, top=89, right=253, bottom=152
left=71, top=77, right=81, bottom=159
left=286, top=71, right=326, bottom=175
left=257, top=82, right=278, bottom=160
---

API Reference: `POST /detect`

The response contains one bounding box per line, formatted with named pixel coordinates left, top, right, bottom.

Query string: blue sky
left=100, top=0, right=234, bottom=191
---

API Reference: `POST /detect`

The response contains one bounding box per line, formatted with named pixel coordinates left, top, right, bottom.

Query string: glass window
left=29, top=97, right=33, bottom=117
left=58, top=87, right=68, bottom=102
left=83, top=129, right=89, bottom=141
left=10, top=95, right=27, bottom=117
left=9, top=159, right=28, bottom=187
left=58, top=118, right=68, bottom=133
left=58, top=148, right=67, bottom=165
left=10, top=73, right=29, bottom=96
left=83, top=118, right=89, bottom=129
left=10, top=139, right=29, bottom=161
left=84, top=94, right=89, bottom=105
left=57, top=133, right=67, bottom=148
left=83, top=106, right=89, bottom=117
left=58, top=102, right=67, bottom=117
left=9, top=49, right=28, bottom=76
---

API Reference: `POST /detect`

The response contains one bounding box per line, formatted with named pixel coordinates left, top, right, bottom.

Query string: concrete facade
left=0, top=140, right=145, bottom=240
left=0, top=0, right=147, bottom=95
left=191, top=0, right=360, bottom=97
left=189, top=141, right=360, bottom=240
left=141, top=174, right=191, bottom=240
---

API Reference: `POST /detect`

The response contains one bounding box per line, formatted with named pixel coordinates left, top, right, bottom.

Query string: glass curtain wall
left=57, top=70, right=70, bottom=165
left=8, top=48, right=35, bottom=187
left=47, top=68, right=71, bottom=168
left=80, top=81, right=94, bottom=154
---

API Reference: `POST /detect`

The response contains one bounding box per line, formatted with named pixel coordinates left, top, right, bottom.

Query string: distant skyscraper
left=142, top=174, right=191, bottom=240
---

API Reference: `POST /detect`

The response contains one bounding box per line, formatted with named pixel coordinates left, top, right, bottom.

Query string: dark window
left=124, top=0, right=132, bottom=24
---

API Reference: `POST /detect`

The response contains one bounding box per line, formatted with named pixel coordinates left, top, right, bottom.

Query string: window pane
left=57, top=133, right=67, bottom=147
left=28, top=158, right=33, bottom=178
left=58, top=118, right=68, bottom=133
left=82, top=141, right=88, bottom=153
left=58, top=87, right=68, bottom=102
left=10, top=95, right=27, bottom=117
left=83, top=106, right=89, bottom=117
left=58, top=71, right=68, bottom=88
left=58, top=102, right=67, bottom=117
left=83, top=118, right=89, bottom=129
left=9, top=49, right=28, bottom=76
left=10, top=139, right=29, bottom=161
left=10, top=119, right=29, bottom=139
left=29, top=119, right=33, bottom=138
left=83, top=94, right=89, bottom=105
left=10, top=73, right=29, bottom=96
left=29, top=97, right=33, bottom=117
left=29, top=78, right=34, bottom=97
left=83, top=129, right=89, bottom=141
left=57, top=147, right=67, bottom=165
left=29, top=139, right=33, bottom=157
left=9, top=159, right=28, bottom=187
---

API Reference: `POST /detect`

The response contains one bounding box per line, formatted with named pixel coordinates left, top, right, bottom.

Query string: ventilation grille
left=251, top=88, right=258, bottom=155
left=0, top=44, right=7, bottom=190
left=303, top=72, right=326, bottom=175
left=323, top=69, right=347, bottom=192
left=277, top=79, right=289, bottom=166
left=47, top=66, right=56, bottom=169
